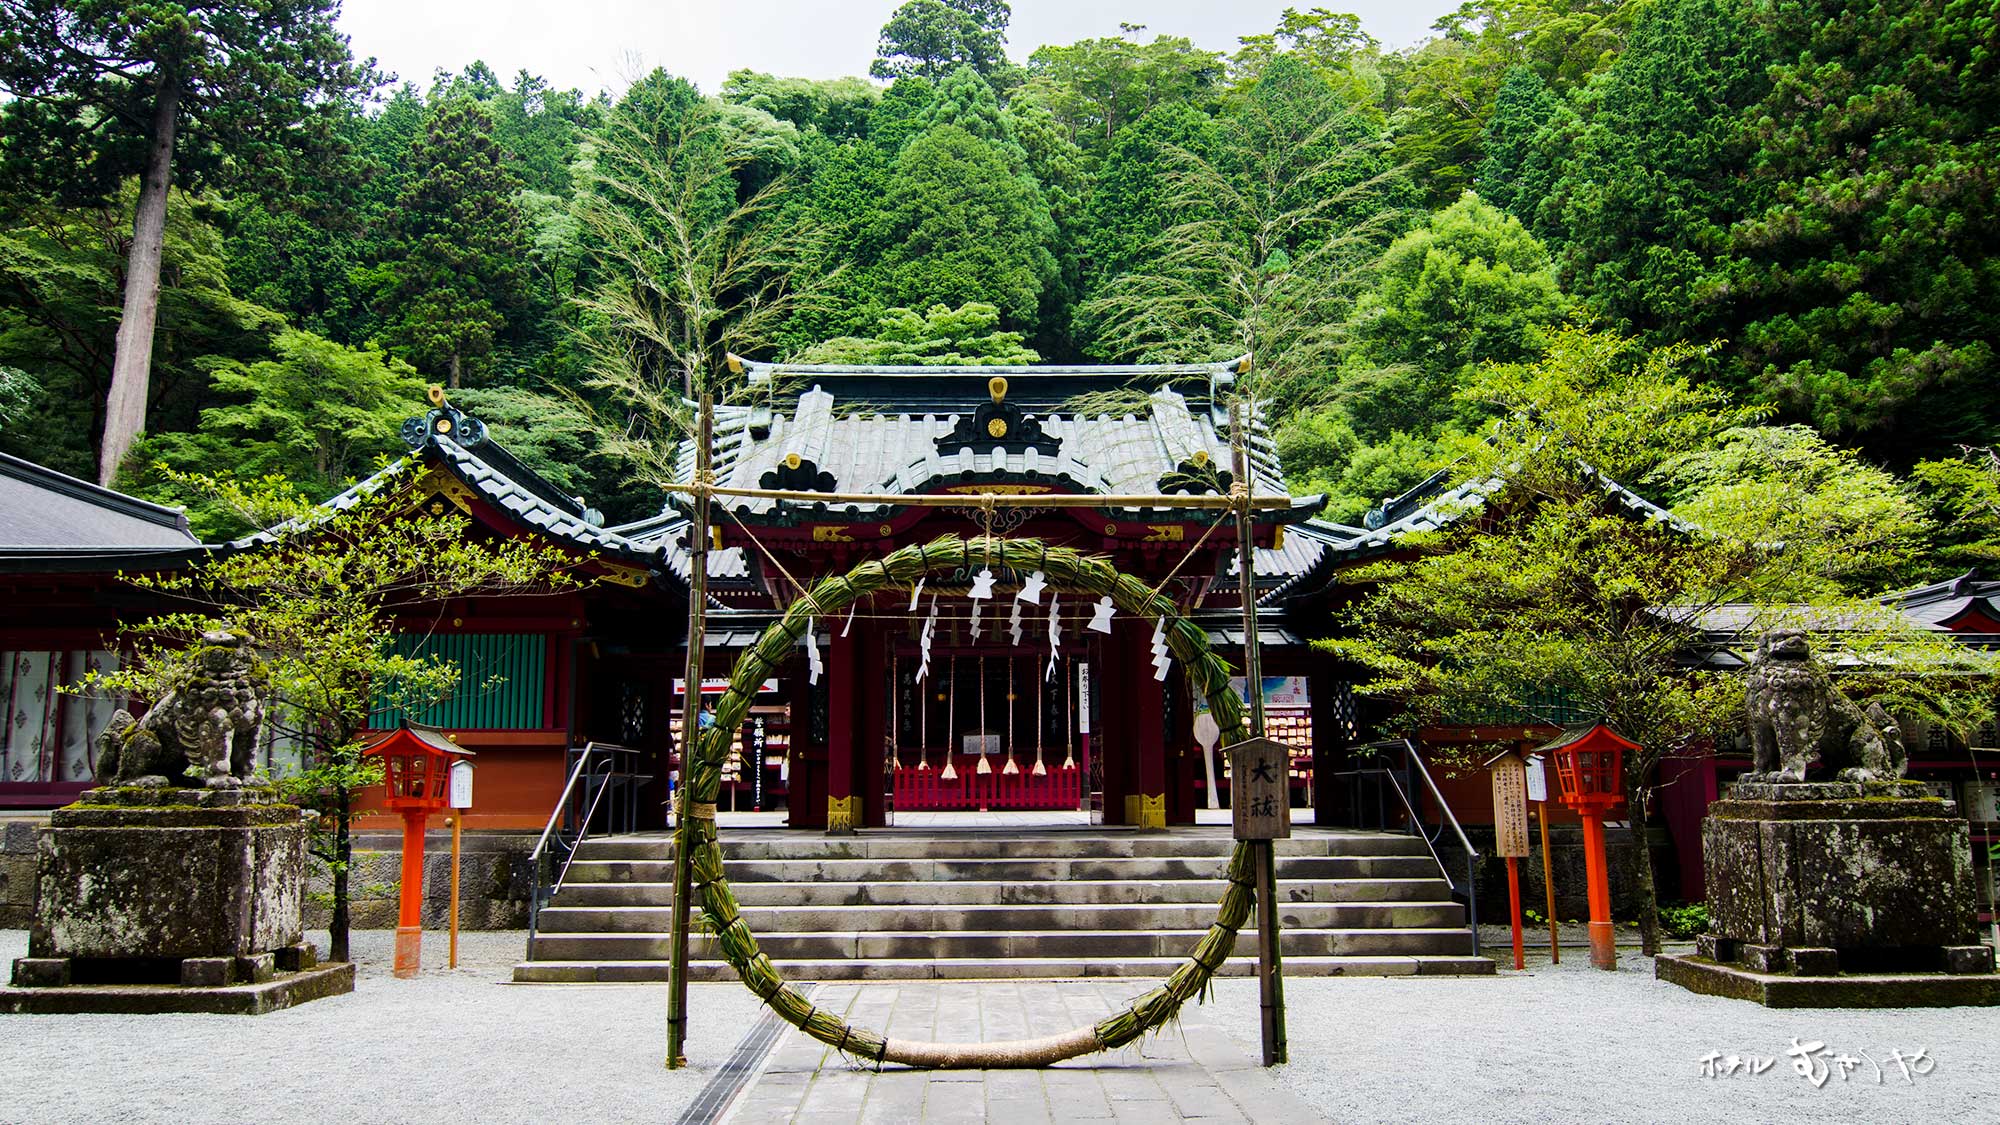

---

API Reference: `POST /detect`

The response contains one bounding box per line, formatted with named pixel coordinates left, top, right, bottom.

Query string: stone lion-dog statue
left=1743, top=629, right=1905, bottom=783
left=94, top=630, right=267, bottom=788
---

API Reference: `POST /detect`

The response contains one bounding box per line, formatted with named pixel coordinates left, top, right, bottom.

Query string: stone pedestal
left=3, top=786, right=352, bottom=1014
left=1657, top=780, right=1997, bottom=1007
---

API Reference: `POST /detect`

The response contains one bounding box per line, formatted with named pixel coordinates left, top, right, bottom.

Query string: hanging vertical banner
left=1077, top=663, right=1091, bottom=735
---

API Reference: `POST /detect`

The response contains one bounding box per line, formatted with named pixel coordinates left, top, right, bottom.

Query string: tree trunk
left=448, top=352, right=461, bottom=389
left=330, top=791, right=352, bottom=963
left=1626, top=780, right=1662, bottom=956
left=99, top=74, right=182, bottom=486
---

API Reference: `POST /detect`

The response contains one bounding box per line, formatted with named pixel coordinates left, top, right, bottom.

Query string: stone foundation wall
left=1, top=816, right=41, bottom=929
left=304, top=830, right=539, bottom=931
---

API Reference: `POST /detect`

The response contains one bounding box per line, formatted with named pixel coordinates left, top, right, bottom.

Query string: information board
left=1491, top=754, right=1529, bottom=858
left=1226, top=737, right=1294, bottom=840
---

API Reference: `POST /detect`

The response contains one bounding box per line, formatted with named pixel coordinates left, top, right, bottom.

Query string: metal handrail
left=526, top=741, right=631, bottom=946
left=1339, top=738, right=1482, bottom=956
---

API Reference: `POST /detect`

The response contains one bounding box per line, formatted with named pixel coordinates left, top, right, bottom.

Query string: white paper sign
left=1077, top=663, right=1091, bottom=734
left=448, top=759, right=475, bottom=809
left=1524, top=754, right=1548, bottom=803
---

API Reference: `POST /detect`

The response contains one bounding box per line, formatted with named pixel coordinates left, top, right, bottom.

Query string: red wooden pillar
left=1128, top=620, right=1168, bottom=829
left=825, top=626, right=857, bottom=834
left=856, top=618, right=889, bottom=828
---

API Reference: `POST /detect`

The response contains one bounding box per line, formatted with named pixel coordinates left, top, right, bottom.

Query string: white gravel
left=0, top=929, right=769, bottom=1125
left=1206, top=949, right=1996, bottom=1124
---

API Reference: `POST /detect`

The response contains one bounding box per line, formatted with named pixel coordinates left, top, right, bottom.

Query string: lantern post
left=364, top=724, right=473, bottom=979
left=1540, top=724, right=1635, bottom=971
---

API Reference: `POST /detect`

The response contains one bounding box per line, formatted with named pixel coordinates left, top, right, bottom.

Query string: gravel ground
left=1208, top=949, right=1997, bottom=1125
left=0, top=929, right=768, bottom=1125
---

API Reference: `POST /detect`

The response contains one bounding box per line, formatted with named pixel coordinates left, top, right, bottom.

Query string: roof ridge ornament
left=934, top=374, right=1061, bottom=456
left=401, top=385, right=487, bottom=450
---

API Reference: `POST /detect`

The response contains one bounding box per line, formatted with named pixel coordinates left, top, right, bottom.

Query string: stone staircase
left=512, top=828, right=1494, bottom=983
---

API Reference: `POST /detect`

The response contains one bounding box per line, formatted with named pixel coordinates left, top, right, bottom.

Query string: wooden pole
left=448, top=812, right=462, bottom=969
left=1506, top=855, right=1525, bottom=970
left=1232, top=394, right=1286, bottom=1068
left=667, top=390, right=713, bottom=1070
left=1539, top=801, right=1559, bottom=964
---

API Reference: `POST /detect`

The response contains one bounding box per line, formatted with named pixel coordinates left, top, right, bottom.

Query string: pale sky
left=336, top=1, right=1459, bottom=98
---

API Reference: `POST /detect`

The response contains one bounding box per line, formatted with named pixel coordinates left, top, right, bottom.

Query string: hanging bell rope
left=975, top=654, right=992, bottom=776
left=940, top=653, right=958, bottom=782
left=1033, top=654, right=1047, bottom=777
left=1003, top=656, right=1019, bottom=776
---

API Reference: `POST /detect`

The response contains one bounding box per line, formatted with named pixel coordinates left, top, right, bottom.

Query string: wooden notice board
left=1490, top=752, right=1530, bottom=858
left=1227, top=737, right=1293, bottom=840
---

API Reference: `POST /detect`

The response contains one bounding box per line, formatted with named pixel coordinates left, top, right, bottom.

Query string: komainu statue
left=94, top=630, right=267, bottom=789
left=1743, top=629, right=1905, bottom=783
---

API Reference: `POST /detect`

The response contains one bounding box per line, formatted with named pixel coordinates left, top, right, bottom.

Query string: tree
left=0, top=365, right=36, bottom=432
left=386, top=97, right=533, bottom=388
left=0, top=186, right=282, bottom=479
left=1336, top=191, right=1571, bottom=442
left=874, top=122, right=1056, bottom=325
left=720, top=71, right=880, bottom=141
left=871, top=0, right=1011, bottom=81
left=574, top=70, right=827, bottom=487
left=1912, top=447, right=2000, bottom=570
left=1325, top=327, right=1985, bottom=954
left=125, top=329, right=426, bottom=537
left=1080, top=56, right=1412, bottom=400
left=1229, top=6, right=1381, bottom=98
left=795, top=302, right=1038, bottom=365
left=1023, top=24, right=1224, bottom=150
left=1722, top=0, right=2000, bottom=446
left=1474, top=67, right=1558, bottom=218
left=0, top=0, right=378, bottom=484
left=1078, top=103, right=1225, bottom=300
left=86, top=470, right=588, bottom=961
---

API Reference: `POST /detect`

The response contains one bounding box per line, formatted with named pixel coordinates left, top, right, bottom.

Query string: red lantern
left=1537, top=724, right=1636, bottom=971
left=364, top=724, right=473, bottom=978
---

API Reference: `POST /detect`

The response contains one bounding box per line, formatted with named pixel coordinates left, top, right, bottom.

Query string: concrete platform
left=0, top=961, right=355, bottom=1015
left=1655, top=953, right=2000, bottom=1009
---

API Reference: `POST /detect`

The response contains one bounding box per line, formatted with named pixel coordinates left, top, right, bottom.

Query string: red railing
left=893, top=758, right=1081, bottom=810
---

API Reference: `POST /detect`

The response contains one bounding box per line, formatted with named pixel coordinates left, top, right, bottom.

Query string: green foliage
left=385, top=96, right=533, bottom=387
left=871, top=0, right=1012, bottom=81
left=83, top=468, right=589, bottom=958
left=796, top=302, right=1037, bottom=365
left=721, top=71, right=880, bottom=140
left=1338, top=192, right=1570, bottom=442
left=0, top=364, right=38, bottom=432
left=1023, top=24, right=1224, bottom=151
left=126, top=329, right=426, bottom=537
left=1230, top=6, right=1381, bottom=101
left=1476, top=67, right=1558, bottom=218
left=1080, top=56, right=1412, bottom=399
left=1658, top=902, right=1709, bottom=939
left=922, top=65, right=1012, bottom=144
left=1911, top=448, right=2000, bottom=569
left=874, top=123, right=1055, bottom=324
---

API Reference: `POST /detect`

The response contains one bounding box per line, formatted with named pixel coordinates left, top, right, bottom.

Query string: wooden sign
left=1523, top=753, right=1548, bottom=803
left=1490, top=752, right=1529, bottom=858
left=448, top=759, right=475, bottom=810
left=1226, top=737, right=1293, bottom=840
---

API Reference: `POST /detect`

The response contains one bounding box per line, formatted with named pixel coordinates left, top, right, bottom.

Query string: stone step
left=529, top=927, right=1477, bottom=962
left=558, top=854, right=1442, bottom=885
left=569, top=832, right=1431, bottom=862
left=550, top=876, right=1454, bottom=908
left=511, top=953, right=1495, bottom=983
left=533, top=900, right=1469, bottom=934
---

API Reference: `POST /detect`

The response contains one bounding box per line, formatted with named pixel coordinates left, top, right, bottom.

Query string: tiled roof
left=0, top=451, right=195, bottom=551
left=673, top=360, right=1318, bottom=523
left=1322, top=461, right=1695, bottom=565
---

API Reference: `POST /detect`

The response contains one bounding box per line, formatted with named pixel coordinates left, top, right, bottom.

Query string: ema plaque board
left=1226, top=737, right=1293, bottom=840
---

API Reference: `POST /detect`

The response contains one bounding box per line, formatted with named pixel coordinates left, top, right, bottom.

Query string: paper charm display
left=1016, top=570, right=1047, bottom=604
left=969, top=567, right=996, bottom=600
left=915, top=598, right=939, bottom=681
left=908, top=577, right=925, bottom=614
left=841, top=601, right=856, bottom=637
left=1088, top=595, right=1116, bottom=634
left=1150, top=618, right=1172, bottom=681
left=804, top=618, right=824, bottom=684
left=1008, top=600, right=1024, bottom=646
left=1045, top=593, right=1062, bottom=681
left=969, top=599, right=982, bottom=639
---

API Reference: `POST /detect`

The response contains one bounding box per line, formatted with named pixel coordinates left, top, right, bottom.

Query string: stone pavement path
left=722, top=981, right=1319, bottom=1124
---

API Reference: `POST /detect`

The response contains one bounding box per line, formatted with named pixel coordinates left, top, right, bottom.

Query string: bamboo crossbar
left=660, top=481, right=1300, bottom=510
